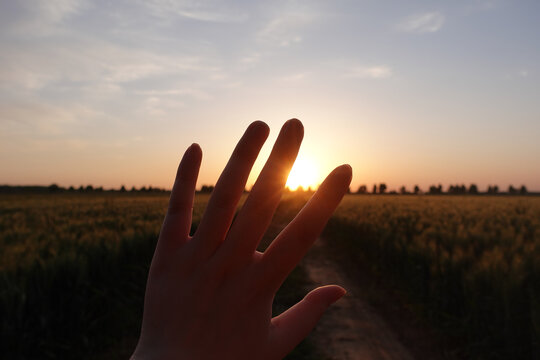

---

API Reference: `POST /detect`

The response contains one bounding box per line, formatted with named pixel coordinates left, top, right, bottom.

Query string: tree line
left=0, top=183, right=534, bottom=195
left=0, top=184, right=169, bottom=194
left=353, top=183, right=530, bottom=195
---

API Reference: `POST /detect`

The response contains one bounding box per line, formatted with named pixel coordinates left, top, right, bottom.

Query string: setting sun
left=285, top=156, right=320, bottom=191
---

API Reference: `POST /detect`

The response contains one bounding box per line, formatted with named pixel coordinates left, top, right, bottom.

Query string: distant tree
left=520, top=185, right=528, bottom=195
left=131, top=186, right=137, bottom=192
left=468, top=184, right=478, bottom=194
left=200, top=185, right=214, bottom=193
left=399, top=186, right=407, bottom=195
left=78, top=185, right=85, bottom=193
left=414, top=185, right=420, bottom=194
left=448, top=184, right=466, bottom=195
left=95, top=186, right=103, bottom=192
left=508, top=185, right=517, bottom=194
left=120, top=185, right=126, bottom=192
left=487, top=185, right=499, bottom=195
left=48, top=184, right=60, bottom=193
left=493, top=185, right=499, bottom=194
left=85, top=185, right=93, bottom=192
left=379, top=183, right=387, bottom=194
left=68, top=186, right=75, bottom=192
left=357, top=185, right=367, bottom=194
left=372, top=184, right=377, bottom=194
left=428, top=185, right=443, bottom=194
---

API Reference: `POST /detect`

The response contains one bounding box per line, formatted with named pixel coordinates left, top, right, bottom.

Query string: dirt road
left=302, top=238, right=415, bottom=360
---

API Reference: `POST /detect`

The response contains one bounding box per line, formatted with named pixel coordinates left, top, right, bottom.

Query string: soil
left=301, top=238, right=414, bottom=360
left=301, top=236, right=451, bottom=360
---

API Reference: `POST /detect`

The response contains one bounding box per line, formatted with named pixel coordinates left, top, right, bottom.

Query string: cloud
left=141, top=96, right=185, bottom=118
left=35, top=0, right=86, bottom=24
left=0, top=0, right=87, bottom=36
left=347, top=66, right=393, bottom=79
left=505, top=69, right=531, bottom=80
left=465, top=0, right=502, bottom=13
left=136, top=88, right=211, bottom=101
left=240, top=53, right=262, bottom=66
left=257, top=12, right=315, bottom=47
left=0, top=100, right=107, bottom=136
left=143, top=0, right=248, bottom=23
left=279, top=72, right=309, bottom=82
left=398, top=12, right=445, bottom=33
left=0, top=38, right=223, bottom=95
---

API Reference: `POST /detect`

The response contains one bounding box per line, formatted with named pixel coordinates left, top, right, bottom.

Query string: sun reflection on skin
left=285, top=155, right=320, bottom=191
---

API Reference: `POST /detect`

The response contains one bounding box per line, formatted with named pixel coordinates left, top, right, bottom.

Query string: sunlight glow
left=285, top=156, right=320, bottom=191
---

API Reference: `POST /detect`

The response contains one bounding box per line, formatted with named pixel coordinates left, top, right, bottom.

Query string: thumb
left=267, top=285, right=346, bottom=359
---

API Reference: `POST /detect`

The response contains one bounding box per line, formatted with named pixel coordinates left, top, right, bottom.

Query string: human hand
left=132, top=119, right=352, bottom=360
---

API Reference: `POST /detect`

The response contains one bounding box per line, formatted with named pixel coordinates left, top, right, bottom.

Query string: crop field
left=0, top=193, right=317, bottom=360
left=1, top=193, right=539, bottom=359
left=0, top=193, right=192, bottom=359
left=326, top=195, right=540, bottom=359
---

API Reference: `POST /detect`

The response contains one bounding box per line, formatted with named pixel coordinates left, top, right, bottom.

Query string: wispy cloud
left=0, top=0, right=87, bottom=36
left=398, top=12, right=445, bottom=33
left=279, top=72, right=309, bottom=83
left=257, top=12, right=316, bottom=47
left=141, top=96, right=185, bottom=118
left=465, top=0, right=502, bottom=13
left=505, top=69, right=531, bottom=80
left=241, top=53, right=261, bottom=65
left=136, top=88, right=211, bottom=101
left=0, top=38, right=223, bottom=94
left=0, top=100, right=108, bottom=136
left=347, top=66, right=393, bottom=79
left=35, top=0, right=86, bottom=24
left=143, top=0, right=248, bottom=23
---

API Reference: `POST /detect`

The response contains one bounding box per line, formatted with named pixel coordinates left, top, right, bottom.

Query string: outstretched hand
left=132, top=119, right=352, bottom=360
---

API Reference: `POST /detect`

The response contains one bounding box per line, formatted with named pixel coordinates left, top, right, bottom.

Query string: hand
left=132, top=119, right=352, bottom=360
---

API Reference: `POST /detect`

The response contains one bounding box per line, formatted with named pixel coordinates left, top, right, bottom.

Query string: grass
left=2, top=193, right=538, bottom=359
left=325, top=194, right=540, bottom=359
left=0, top=192, right=321, bottom=359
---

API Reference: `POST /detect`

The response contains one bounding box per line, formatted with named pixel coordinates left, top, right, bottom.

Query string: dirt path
left=302, top=237, right=415, bottom=360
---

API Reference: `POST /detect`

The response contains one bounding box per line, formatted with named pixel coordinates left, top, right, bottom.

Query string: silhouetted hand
left=132, top=119, right=352, bottom=360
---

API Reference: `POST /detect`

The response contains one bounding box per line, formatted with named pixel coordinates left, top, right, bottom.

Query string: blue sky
left=1, top=0, right=539, bottom=191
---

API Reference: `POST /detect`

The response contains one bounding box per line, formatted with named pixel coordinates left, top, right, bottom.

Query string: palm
left=133, top=119, right=352, bottom=360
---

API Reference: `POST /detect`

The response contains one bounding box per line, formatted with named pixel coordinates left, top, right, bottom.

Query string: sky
left=1, top=0, right=539, bottom=192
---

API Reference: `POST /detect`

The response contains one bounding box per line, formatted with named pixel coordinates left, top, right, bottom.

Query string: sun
left=285, top=156, right=319, bottom=191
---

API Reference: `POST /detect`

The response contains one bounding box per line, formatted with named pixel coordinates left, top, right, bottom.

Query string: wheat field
left=1, top=193, right=538, bottom=359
